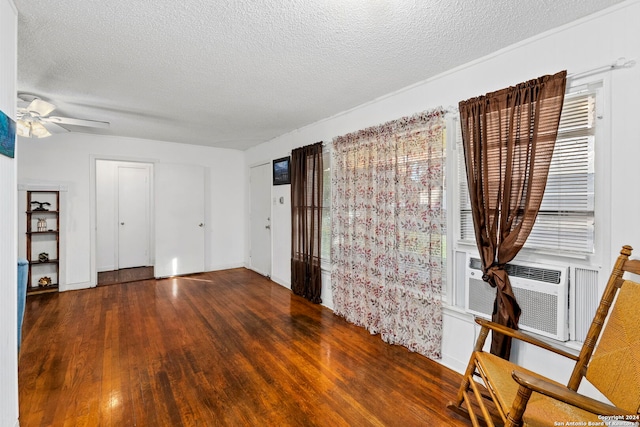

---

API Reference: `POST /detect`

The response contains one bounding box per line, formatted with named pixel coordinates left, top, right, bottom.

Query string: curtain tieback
left=482, top=263, right=505, bottom=287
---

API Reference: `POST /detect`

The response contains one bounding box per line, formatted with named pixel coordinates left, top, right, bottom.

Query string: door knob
left=199, top=223, right=204, bottom=227
left=120, top=222, right=125, bottom=225
left=265, top=225, right=271, bottom=230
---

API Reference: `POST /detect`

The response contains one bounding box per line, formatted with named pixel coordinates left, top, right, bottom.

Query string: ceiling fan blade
left=27, top=98, right=56, bottom=116
left=42, top=121, right=69, bottom=135
left=43, top=116, right=110, bottom=129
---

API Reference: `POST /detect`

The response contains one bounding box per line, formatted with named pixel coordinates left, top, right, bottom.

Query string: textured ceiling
left=15, top=0, right=625, bottom=150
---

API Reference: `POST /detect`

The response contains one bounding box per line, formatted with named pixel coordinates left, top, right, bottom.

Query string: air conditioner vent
left=469, top=257, right=562, bottom=284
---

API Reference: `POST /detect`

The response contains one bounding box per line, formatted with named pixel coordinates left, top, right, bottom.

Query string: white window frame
left=447, top=76, right=613, bottom=346
left=321, top=145, right=331, bottom=270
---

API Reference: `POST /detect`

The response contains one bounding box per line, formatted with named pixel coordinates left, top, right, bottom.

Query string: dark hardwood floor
left=19, top=268, right=473, bottom=426
left=97, top=266, right=155, bottom=286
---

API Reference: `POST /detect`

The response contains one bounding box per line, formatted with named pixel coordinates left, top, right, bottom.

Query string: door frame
left=90, top=155, right=157, bottom=287
left=249, top=161, right=272, bottom=277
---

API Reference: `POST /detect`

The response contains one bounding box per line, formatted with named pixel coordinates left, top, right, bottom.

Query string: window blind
left=458, top=89, right=596, bottom=254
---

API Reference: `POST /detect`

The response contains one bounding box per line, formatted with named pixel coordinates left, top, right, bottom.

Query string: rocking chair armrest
left=475, top=318, right=579, bottom=361
left=511, top=370, right=632, bottom=417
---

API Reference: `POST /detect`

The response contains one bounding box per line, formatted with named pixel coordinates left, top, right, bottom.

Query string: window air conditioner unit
left=465, top=255, right=569, bottom=341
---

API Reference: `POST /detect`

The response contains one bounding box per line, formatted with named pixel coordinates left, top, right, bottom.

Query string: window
left=458, top=83, right=599, bottom=255
left=321, top=147, right=331, bottom=263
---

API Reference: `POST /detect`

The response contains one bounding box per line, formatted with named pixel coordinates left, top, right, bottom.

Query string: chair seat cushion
left=475, top=351, right=603, bottom=426
left=586, top=280, right=640, bottom=412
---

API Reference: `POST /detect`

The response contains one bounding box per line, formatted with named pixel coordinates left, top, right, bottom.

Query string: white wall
left=245, top=0, right=640, bottom=397
left=18, top=132, right=246, bottom=290
left=0, top=0, right=19, bottom=424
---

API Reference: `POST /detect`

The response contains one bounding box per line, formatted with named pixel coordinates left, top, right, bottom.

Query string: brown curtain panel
left=459, top=71, right=567, bottom=359
left=291, top=142, right=323, bottom=304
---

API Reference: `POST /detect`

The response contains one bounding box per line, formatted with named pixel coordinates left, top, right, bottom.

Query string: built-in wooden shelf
left=26, top=285, right=59, bottom=295
left=26, top=190, right=60, bottom=295
left=29, top=259, right=60, bottom=265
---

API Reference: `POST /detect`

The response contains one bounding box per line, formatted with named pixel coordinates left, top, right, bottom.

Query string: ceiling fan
left=16, top=93, right=110, bottom=138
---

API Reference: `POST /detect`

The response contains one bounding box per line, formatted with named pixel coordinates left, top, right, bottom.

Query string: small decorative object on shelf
left=38, top=252, right=49, bottom=262
left=31, top=201, right=51, bottom=211
left=38, top=276, right=52, bottom=287
left=37, top=217, right=47, bottom=231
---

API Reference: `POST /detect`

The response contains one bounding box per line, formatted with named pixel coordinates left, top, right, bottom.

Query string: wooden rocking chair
left=448, top=245, right=640, bottom=426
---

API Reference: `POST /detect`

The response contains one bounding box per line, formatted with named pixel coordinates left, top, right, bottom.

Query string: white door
left=250, top=163, right=271, bottom=277
left=117, top=165, right=151, bottom=269
left=155, top=163, right=206, bottom=277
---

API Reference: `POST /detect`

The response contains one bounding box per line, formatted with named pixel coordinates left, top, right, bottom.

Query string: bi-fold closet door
left=96, top=160, right=206, bottom=278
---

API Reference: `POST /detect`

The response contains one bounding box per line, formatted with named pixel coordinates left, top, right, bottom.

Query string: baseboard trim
left=270, top=275, right=290, bottom=290
left=436, top=356, right=467, bottom=375
left=97, top=265, right=116, bottom=273
left=60, top=281, right=92, bottom=292
left=207, top=263, right=245, bottom=272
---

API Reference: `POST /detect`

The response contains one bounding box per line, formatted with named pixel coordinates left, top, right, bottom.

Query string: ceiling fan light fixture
left=17, top=119, right=52, bottom=138
left=30, top=121, right=52, bottom=138
left=16, top=119, right=31, bottom=137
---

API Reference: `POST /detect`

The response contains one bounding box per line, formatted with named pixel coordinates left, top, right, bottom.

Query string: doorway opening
left=96, top=160, right=154, bottom=285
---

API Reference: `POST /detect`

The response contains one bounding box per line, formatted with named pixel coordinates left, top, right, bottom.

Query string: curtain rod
left=285, top=58, right=635, bottom=152
left=287, top=141, right=326, bottom=155
left=568, top=57, right=636, bottom=80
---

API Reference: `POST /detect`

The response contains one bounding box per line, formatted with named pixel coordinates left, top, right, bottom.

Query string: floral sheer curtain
left=331, top=108, right=446, bottom=358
